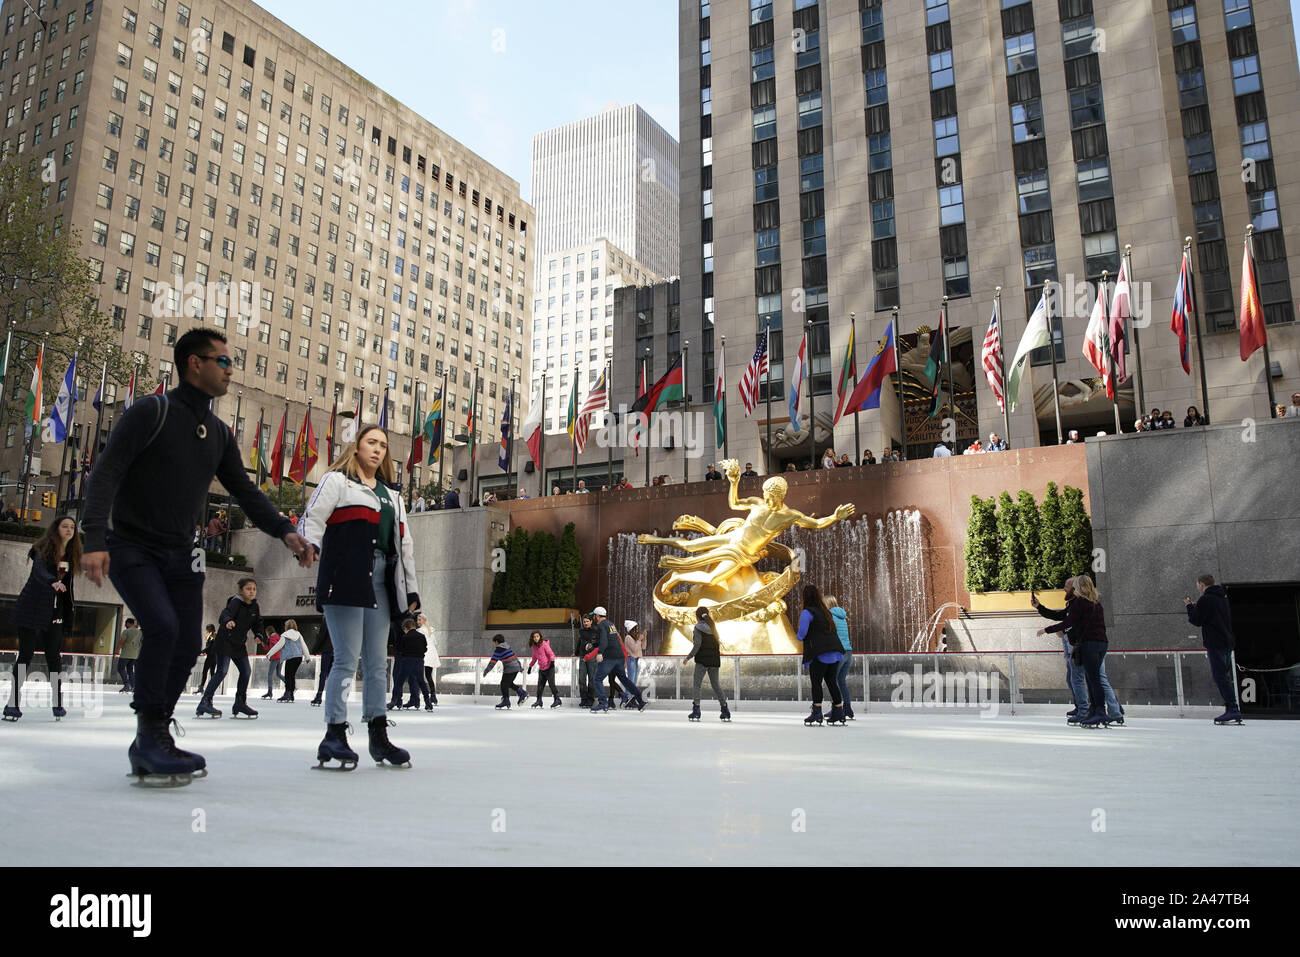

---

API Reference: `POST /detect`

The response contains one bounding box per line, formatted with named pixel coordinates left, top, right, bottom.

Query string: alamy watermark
left=0, top=668, right=106, bottom=718
left=150, top=276, right=261, bottom=323
left=889, top=665, right=1001, bottom=718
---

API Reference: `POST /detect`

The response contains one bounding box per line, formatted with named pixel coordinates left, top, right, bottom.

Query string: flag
left=1083, top=281, right=1115, bottom=399
left=287, top=406, right=316, bottom=484
left=249, top=408, right=267, bottom=487
left=574, top=370, right=607, bottom=454
left=152, top=379, right=166, bottom=395
left=467, top=395, right=476, bottom=456
left=630, top=353, right=682, bottom=427
left=124, top=367, right=137, bottom=410
left=843, top=321, right=897, bottom=413
left=1238, top=237, right=1267, bottom=361
left=91, top=385, right=102, bottom=413
left=925, top=312, right=946, bottom=419
left=1171, top=251, right=1195, bottom=376
left=425, top=386, right=444, bottom=465
left=326, top=398, right=337, bottom=463
left=499, top=390, right=512, bottom=472
left=1108, top=258, right=1130, bottom=384
left=23, top=343, right=44, bottom=430
left=632, top=359, right=647, bottom=456
left=739, top=328, right=769, bottom=417
left=269, top=406, right=287, bottom=487
left=833, top=324, right=856, bottom=424
left=521, top=391, right=543, bottom=468
left=714, top=340, right=727, bottom=449
left=980, top=300, right=1006, bottom=413
left=43, top=354, right=76, bottom=443
left=407, top=391, right=424, bottom=475
left=1007, top=291, right=1051, bottom=414
left=378, top=387, right=389, bottom=429
left=788, top=331, right=807, bottom=431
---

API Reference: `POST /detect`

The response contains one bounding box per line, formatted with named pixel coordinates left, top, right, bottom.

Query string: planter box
left=485, top=608, right=580, bottom=627
left=968, top=590, right=1066, bottom=613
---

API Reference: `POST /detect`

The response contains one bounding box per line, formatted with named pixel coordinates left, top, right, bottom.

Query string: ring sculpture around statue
left=649, top=514, right=800, bottom=629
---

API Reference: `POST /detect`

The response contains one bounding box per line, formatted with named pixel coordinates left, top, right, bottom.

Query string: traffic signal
left=41, top=491, right=56, bottom=508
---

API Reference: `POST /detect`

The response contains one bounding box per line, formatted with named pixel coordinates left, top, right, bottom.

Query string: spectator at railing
left=204, top=511, right=227, bottom=552
left=836, top=453, right=852, bottom=467
left=741, top=463, right=760, bottom=477
left=1160, top=410, right=1176, bottom=430
left=987, top=433, right=1008, bottom=451
left=821, top=448, right=837, bottom=470
left=1184, top=406, right=1207, bottom=427
left=704, top=464, right=723, bottom=481
left=1284, top=392, right=1300, bottom=417
left=861, top=450, right=877, bottom=466
left=932, top=442, right=952, bottom=458
left=2, top=501, right=19, bottom=523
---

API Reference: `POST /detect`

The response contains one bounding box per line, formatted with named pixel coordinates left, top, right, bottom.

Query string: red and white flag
left=124, top=368, right=137, bottom=410
left=739, top=328, right=770, bottom=417
left=521, top=392, right=543, bottom=467
left=980, top=300, right=1005, bottom=412
left=1083, top=279, right=1115, bottom=399
left=1238, top=236, right=1267, bottom=361
left=1107, top=257, right=1131, bottom=384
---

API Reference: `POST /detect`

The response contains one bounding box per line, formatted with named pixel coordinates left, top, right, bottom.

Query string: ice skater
left=826, top=597, right=855, bottom=719
left=115, top=617, right=143, bottom=694
left=1186, top=574, right=1242, bottom=725
left=388, top=617, right=431, bottom=710
left=260, top=624, right=283, bottom=700
left=576, top=613, right=599, bottom=708
left=266, top=619, right=308, bottom=702
left=796, top=585, right=844, bottom=726
left=299, top=424, right=420, bottom=770
left=4, top=516, right=80, bottom=721
left=591, top=606, right=645, bottom=713
left=683, top=606, right=729, bottom=721
left=197, top=624, right=219, bottom=694
left=485, top=635, right=529, bottom=709
left=198, top=578, right=265, bottom=719
left=1037, top=574, right=1111, bottom=728
left=1034, top=578, right=1123, bottom=726
left=623, top=620, right=646, bottom=705
left=527, top=630, right=561, bottom=708
left=418, top=614, right=439, bottom=708
left=309, top=618, right=333, bottom=707
left=81, top=327, right=314, bottom=786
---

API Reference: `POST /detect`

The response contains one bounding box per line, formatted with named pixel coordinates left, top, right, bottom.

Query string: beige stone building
left=675, top=0, right=1299, bottom=470
left=0, top=0, right=532, bottom=495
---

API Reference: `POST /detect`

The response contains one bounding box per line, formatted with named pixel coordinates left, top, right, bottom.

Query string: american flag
left=574, top=369, right=607, bottom=453
left=980, top=300, right=1006, bottom=413
left=739, top=327, right=769, bottom=417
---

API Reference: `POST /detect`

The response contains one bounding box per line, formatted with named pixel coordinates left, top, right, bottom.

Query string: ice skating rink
left=3, top=696, right=1296, bottom=866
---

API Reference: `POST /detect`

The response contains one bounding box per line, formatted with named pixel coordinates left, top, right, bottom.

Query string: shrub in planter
left=994, top=491, right=1022, bottom=592
left=962, top=495, right=998, bottom=593
left=1061, top=485, right=1093, bottom=578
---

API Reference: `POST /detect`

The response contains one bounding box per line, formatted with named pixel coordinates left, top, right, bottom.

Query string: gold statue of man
left=638, top=459, right=855, bottom=592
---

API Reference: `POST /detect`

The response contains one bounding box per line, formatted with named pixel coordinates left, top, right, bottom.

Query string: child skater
left=388, top=617, right=431, bottom=710
left=526, top=631, right=561, bottom=708
left=484, top=634, right=528, bottom=709
left=418, top=613, right=439, bottom=709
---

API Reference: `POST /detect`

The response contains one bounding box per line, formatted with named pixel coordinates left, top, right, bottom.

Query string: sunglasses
left=197, top=354, right=233, bottom=369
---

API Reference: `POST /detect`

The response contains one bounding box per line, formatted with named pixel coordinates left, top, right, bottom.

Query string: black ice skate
left=804, top=705, right=824, bottom=726
left=313, top=722, right=359, bottom=771
left=127, top=711, right=196, bottom=788
left=516, top=687, right=528, bottom=706
left=826, top=705, right=847, bottom=726
left=719, top=705, right=731, bottom=722
left=367, top=716, right=411, bottom=768
left=550, top=697, right=562, bottom=708
left=195, top=697, right=222, bottom=719
left=688, top=704, right=701, bottom=721
left=277, top=692, right=294, bottom=703
left=494, top=697, right=511, bottom=710
left=310, top=695, right=322, bottom=707
left=230, top=696, right=259, bottom=719
left=3, top=705, right=21, bottom=722
left=52, top=706, right=67, bottom=721
left=1214, top=711, right=1244, bottom=726
left=531, top=699, right=544, bottom=708
left=164, top=714, right=207, bottom=777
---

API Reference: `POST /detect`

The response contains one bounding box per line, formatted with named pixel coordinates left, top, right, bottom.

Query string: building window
left=1005, top=33, right=1037, bottom=75
left=1170, top=6, right=1198, bottom=44
left=1230, top=56, right=1260, bottom=96
left=929, top=50, right=953, bottom=90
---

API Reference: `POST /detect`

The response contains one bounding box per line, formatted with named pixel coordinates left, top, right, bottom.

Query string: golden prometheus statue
left=637, top=459, right=855, bottom=654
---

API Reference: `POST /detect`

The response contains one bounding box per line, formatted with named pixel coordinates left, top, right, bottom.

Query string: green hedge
left=965, top=484, right=1092, bottom=593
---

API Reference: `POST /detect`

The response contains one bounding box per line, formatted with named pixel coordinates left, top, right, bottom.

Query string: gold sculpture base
left=656, top=565, right=801, bottom=656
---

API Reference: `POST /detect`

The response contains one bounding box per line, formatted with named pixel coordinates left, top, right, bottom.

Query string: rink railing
left=3, top=650, right=1285, bottom=714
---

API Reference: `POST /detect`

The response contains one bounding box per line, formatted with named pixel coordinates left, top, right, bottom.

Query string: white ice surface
left=1, top=695, right=1296, bottom=866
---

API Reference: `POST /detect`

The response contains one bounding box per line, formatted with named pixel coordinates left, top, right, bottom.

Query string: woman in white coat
left=267, top=618, right=310, bottom=703
left=418, top=613, right=440, bottom=708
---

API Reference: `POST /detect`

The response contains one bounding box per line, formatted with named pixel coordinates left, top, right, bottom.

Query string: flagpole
left=87, top=350, right=108, bottom=472
left=941, top=297, right=954, bottom=437
left=1245, top=225, right=1278, bottom=417
left=805, top=321, right=815, bottom=470
left=408, top=382, right=420, bottom=509
left=1184, top=237, right=1212, bottom=424
left=849, top=312, right=860, bottom=464
left=1124, top=244, right=1147, bottom=414
left=56, top=340, right=84, bottom=506
left=1045, top=281, right=1065, bottom=445
left=720, top=335, right=730, bottom=461
left=994, top=288, right=1011, bottom=447
left=0, top=320, right=13, bottom=410
left=1100, top=271, right=1121, bottom=435
left=571, top=363, right=579, bottom=494
left=764, top=322, right=773, bottom=473
left=510, top=375, right=519, bottom=498
left=891, top=307, right=908, bottom=461
left=604, top=356, right=613, bottom=491
left=437, top=370, right=448, bottom=497
left=642, top=349, right=651, bottom=489
left=535, top=369, right=544, bottom=497
left=470, top=366, right=481, bottom=503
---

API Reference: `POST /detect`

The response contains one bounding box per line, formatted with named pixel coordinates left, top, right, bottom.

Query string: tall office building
left=530, top=104, right=681, bottom=280
left=675, top=0, right=1299, bottom=471
left=0, top=0, right=532, bottom=491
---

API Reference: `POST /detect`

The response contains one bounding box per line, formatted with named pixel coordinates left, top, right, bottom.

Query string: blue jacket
left=829, top=607, right=851, bottom=652
left=444, top=490, right=460, bottom=509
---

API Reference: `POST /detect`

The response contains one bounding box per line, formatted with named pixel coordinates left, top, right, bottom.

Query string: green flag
left=714, top=339, right=726, bottom=448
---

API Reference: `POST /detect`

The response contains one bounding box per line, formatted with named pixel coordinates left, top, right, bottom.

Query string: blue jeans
left=203, top=653, right=251, bottom=700
left=107, top=536, right=205, bottom=714
left=1098, top=656, right=1122, bottom=720
left=1206, top=647, right=1238, bottom=711
left=267, top=658, right=283, bottom=696
left=596, top=659, right=638, bottom=706
left=1064, top=638, right=1089, bottom=709
left=625, top=657, right=640, bottom=689
left=322, top=552, right=392, bottom=724
left=1079, top=642, right=1109, bottom=721
left=834, top=652, right=852, bottom=707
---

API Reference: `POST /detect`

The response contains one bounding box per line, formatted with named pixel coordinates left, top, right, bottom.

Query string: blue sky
left=259, top=0, right=1300, bottom=204
left=256, top=0, right=680, bottom=202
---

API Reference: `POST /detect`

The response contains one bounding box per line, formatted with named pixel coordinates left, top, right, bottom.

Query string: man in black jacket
left=575, top=613, right=598, bottom=708
left=591, top=606, right=644, bottom=713
left=82, top=327, right=314, bottom=785
left=197, top=577, right=264, bottom=718
left=1187, top=574, right=1241, bottom=723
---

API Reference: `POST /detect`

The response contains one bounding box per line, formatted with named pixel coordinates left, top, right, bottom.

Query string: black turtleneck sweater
left=82, top=380, right=293, bottom=553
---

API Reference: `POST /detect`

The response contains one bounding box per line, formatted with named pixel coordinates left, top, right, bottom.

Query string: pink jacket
left=529, top=639, right=556, bottom=670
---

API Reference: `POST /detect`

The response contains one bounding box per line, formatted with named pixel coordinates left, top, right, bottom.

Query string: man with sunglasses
left=83, top=327, right=316, bottom=787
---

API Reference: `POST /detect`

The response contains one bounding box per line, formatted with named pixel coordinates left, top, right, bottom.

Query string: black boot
left=231, top=695, right=258, bottom=718
left=314, top=723, right=359, bottom=770
left=163, top=710, right=207, bottom=777
left=127, top=710, right=196, bottom=787
left=367, top=716, right=411, bottom=768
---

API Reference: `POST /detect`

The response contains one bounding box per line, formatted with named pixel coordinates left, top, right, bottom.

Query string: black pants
left=315, top=650, right=334, bottom=699
left=107, top=536, right=205, bottom=714
left=499, top=672, right=524, bottom=698
left=535, top=665, right=558, bottom=701
left=283, top=657, right=302, bottom=695
left=203, top=653, right=251, bottom=701
left=8, top=624, right=64, bottom=709
left=1079, top=641, right=1108, bottom=720
left=199, top=652, right=217, bottom=691
left=808, top=659, right=842, bottom=707
left=1206, top=647, right=1238, bottom=711
left=423, top=665, right=437, bottom=700
left=117, top=657, right=137, bottom=691
left=578, top=657, right=596, bottom=705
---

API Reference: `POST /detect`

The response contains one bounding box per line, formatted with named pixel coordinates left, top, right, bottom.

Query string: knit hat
left=623, top=620, right=637, bottom=633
